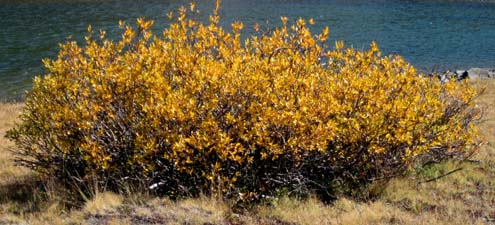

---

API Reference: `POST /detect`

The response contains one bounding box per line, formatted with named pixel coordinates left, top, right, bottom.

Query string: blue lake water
left=1, top=0, right=495, bottom=100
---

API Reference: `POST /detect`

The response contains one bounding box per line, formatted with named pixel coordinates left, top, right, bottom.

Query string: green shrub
left=7, top=2, right=481, bottom=202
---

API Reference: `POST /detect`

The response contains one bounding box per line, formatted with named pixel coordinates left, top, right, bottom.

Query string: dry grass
left=84, top=192, right=124, bottom=215
left=0, top=79, right=494, bottom=224
left=0, top=103, right=28, bottom=183
left=256, top=197, right=432, bottom=225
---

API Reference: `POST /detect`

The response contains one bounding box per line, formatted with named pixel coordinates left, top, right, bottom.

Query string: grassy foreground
left=0, top=80, right=494, bottom=225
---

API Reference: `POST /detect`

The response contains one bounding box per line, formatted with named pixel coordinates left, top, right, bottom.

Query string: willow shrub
left=7, top=3, right=481, bottom=202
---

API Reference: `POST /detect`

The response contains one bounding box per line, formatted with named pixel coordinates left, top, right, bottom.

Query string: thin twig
left=464, top=159, right=481, bottom=164
left=419, top=167, right=463, bottom=184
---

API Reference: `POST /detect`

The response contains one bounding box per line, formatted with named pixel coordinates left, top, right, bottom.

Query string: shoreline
left=2, top=67, right=494, bottom=103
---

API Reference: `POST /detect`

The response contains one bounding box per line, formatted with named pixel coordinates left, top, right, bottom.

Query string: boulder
left=467, top=68, right=493, bottom=79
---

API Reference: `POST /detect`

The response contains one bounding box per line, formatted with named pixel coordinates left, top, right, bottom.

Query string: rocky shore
left=465, top=68, right=495, bottom=79
left=429, top=68, right=495, bottom=82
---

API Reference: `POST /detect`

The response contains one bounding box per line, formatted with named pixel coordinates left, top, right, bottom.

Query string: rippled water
left=1, top=0, right=495, bottom=100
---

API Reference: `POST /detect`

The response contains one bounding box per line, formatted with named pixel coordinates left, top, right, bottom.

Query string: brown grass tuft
left=84, top=192, right=123, bottom=215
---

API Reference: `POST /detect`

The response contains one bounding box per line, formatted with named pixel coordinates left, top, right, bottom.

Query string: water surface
left=1, top=0, right=495, bottom=100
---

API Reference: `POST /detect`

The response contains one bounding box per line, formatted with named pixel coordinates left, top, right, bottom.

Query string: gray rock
left=425, top=68, right=495, bottom=81
left=467, top=68, right=493, bottom=79
left=455, top=70, right=469, bottom=81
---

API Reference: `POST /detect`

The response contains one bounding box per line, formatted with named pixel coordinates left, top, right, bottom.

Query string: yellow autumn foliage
left=7, top=2, right=481, bottom=201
